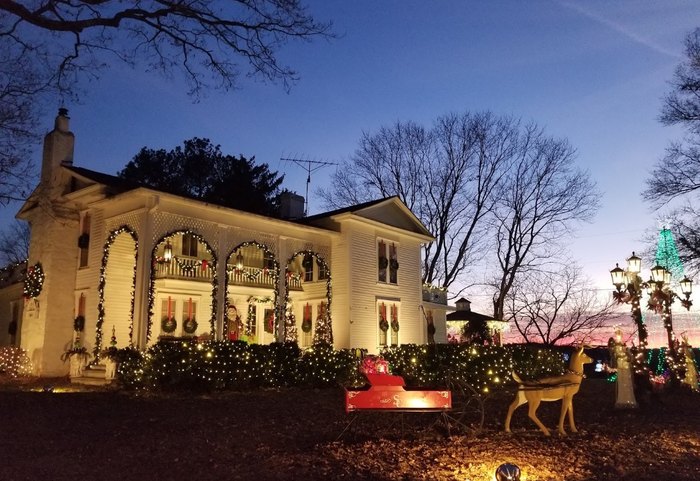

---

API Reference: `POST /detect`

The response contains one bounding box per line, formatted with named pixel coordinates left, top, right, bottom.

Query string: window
left=377, top=239, right=398, bottom=285
left=263, top=250, right=275, bottom=270
left=378, top=301, right=400, bottom=347
left=78, top=213, right=90, bottom=268
left=182, top=234, right=198, bottom=257
left=303, top=254, right=314, bottom=282
left=389, top=243, right=398, bottom=284
left=302, top=303, right=313, bottom=347
left=390, top=303, right=399, bottom=346
left=318, top=260, right=329, bottom=280
left=247, top=304, right=257, bottom=338
left=77, top=293, right=86, bottom=317
left=9, top=301, right=19, bottom=345
left=378, top=302, right=388, bottom=346
left=181, top=298, right=198, bottom=334
left=182, top=298, right=197, bottom=321
left=264, top=308, right=275, bottom=334
left=161, top=297, right=177, bottom=335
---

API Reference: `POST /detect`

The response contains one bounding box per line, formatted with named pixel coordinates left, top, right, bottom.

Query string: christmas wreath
left=183, top=317, right=198, bottom=334
left=379, top=315, right=389, bottom=332
left=73, top=315, right=85, bottom=332
left=389, top=258, right=399, bottom=270
left=301, top=318, right=312, bottom=333
left=23, top=262, right=45, bottom=299
left=391, top=319, right=400, bottom=332
left=378, top=256, right=389, bottom=270
left=161, top=316, right=177, bottom=334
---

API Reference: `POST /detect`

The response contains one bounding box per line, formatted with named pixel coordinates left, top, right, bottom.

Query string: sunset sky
left=3, top=1, right=699, bottom=324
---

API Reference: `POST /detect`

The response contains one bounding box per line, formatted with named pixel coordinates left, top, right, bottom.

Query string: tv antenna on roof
left=281, top=156, right=337, bottom=215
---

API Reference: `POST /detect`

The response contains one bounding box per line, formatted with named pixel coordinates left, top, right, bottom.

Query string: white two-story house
left=8, top=110, right=448, bottom=376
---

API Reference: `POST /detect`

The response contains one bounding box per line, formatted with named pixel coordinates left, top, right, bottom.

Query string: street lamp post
left=610, top=252, right=693, bottom=372
left=646, top=264, right=693, bottom=356
left=610, top=252, right=648, bottom=349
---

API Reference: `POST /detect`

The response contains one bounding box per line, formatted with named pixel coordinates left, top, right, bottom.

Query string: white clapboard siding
left=344, top=223, right=427, bottom=353
left=75, top=209, right=104, bottom=343
left=329, top=233, right=350, bottom=348
left=102, top=232, right=137, bottom=347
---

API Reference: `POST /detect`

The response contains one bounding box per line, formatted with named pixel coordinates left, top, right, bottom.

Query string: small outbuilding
left=446, top=298, right=507, bottom=345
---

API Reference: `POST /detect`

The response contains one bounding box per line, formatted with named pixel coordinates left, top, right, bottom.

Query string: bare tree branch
left=319, top=111, right=517, bottom=291
left=490, top=126, right=599, bottom=320
left=505, top=263, right=618, bottom=346
left=0, top=0, right=332, bottom=205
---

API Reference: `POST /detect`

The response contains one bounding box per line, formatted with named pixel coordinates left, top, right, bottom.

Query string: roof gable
left=303, top=197, right=433, bottom=239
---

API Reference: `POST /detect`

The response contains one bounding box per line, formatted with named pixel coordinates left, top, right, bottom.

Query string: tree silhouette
left=118, top=138, right=284, bottom=217
left=0, top=0, right=331, bottom=206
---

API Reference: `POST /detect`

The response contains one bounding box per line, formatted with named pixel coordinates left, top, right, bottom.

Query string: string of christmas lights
left=96, top=226, right=139, bottom=360
left=147, top=230, right=217, bottom=342
left=112, top=341, right=570, bottom=393
left=225, top=241, right=278, bottom=339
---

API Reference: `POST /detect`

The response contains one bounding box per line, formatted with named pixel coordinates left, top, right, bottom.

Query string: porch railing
left=154, top=258, right=213, bottom=282
left=227, top=267, right=303, bottom=291
left=154, top=259, right=304, bottom=291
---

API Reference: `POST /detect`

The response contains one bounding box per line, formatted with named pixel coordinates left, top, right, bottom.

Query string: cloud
left=558, top=1, right=681, bottom=59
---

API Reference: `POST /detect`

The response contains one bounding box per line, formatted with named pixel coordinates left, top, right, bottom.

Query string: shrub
left=381, top=344, right=565, bottom=393
left=112, top=341, right=566, bottom=393
left=0, top=346, right=33, bottom=378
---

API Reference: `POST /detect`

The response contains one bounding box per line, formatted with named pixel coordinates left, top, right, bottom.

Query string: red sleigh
left=345, top=373, right=452, bottom=413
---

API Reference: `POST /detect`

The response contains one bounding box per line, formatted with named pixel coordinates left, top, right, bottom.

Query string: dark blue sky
left=4, top=0, right=700, bottom=307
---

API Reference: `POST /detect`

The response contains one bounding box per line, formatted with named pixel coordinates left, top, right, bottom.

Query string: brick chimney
left=41, top=108, right=74, bottom=187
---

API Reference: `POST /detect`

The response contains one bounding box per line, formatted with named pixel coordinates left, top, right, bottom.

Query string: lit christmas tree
left=655, top=225, right=684, bottom=283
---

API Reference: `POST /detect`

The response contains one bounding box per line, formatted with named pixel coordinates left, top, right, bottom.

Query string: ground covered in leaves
left=0, top=377, right=698, bottom=480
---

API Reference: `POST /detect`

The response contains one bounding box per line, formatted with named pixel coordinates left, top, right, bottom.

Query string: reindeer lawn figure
left=504, top=346, right=593, bottom=436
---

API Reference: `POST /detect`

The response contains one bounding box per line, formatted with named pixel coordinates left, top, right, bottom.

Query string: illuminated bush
left=380, top=344, right=565, bottom=393
left=113, top=340, right=566, bottom=392
left=297, top=342, right=359, bottom=387
left=0, top=346, right=33, bottom=378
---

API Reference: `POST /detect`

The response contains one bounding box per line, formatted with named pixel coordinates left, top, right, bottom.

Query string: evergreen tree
left=118, top=138, right=285, bottom=217
left=655, top=226, right=685, bottom=283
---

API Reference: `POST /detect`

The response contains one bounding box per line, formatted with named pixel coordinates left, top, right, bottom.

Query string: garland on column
left=97, top=226, right=138, bottom=360
left=285, top=305, right=298, bottom=343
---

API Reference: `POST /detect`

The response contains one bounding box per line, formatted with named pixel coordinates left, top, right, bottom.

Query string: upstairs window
left=377, top=240, right=398, bottom=285
left=182, top=234, right=198, bottom=257
left=78, top=213, right=90, bottom=268
left=302, top=254, right=314, bottom=282
left=318, top=260, right=329, bottom=280
left=263, top=250, right=275, bottom=270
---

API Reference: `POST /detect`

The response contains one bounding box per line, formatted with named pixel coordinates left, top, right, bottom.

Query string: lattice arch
left=96, top=225, right=139, bottom=359
left=285, top=249, right=332, bottom=344
left=151, top=211, right=221, bottom=254
left=147, top=229, right=218, bottom=342
left=223, top=240, right=280, bottom=338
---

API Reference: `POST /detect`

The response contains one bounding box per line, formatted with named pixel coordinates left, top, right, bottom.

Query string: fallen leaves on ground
left=0, top=377, right=698, bottom=480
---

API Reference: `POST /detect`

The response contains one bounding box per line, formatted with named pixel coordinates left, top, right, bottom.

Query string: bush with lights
left=0, top=346, right=33, bottom=378
left=297, top=342, right=359, bottom=387
left=380, top=343, right=566, bottom=393
left=111, top=339, right=572, bottom=393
